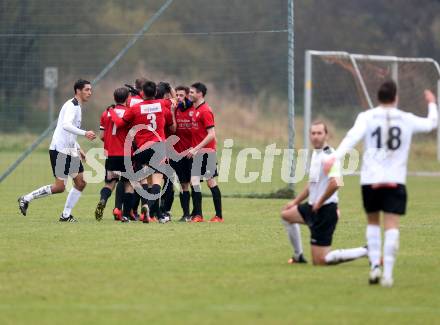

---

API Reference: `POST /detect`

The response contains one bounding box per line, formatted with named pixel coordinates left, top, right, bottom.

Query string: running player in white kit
left=18, top=79, right=96, bottom=222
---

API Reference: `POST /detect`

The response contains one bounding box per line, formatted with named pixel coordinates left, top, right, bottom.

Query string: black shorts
left=133, top=143, right=166, bottom=169
left=191, top=152, right=218, bottom=179
left=170, top=157, right=192, bottom=184
left=49, top=150, right=84, bottom=179
left=298, top=202, right=338, bottom=247
left=132, top=144, right=168, bottom=180
left=362, top=184, right=407, bottom=215
left=105, top=156, right=129, bottom=183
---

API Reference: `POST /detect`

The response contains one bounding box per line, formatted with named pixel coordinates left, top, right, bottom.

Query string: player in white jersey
left=18, top=79, right=96, bottom=222
left=325, top=80, right=438, bottom=287
left=281, top=121, right=368, bottom=265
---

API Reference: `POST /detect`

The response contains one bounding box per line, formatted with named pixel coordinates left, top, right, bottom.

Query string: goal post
left=304, top=50, right=440, bottom=161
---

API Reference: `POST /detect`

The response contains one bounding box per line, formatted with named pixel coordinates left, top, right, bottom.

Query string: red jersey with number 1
left=122, top=99, right=173, bottom=149
left=191, top=102, right=216, bottom=151
left=100, top=104, right=130, bottom=157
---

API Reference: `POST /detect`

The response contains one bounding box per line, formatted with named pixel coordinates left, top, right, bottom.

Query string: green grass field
left=1, top=149, right=440, bottom=324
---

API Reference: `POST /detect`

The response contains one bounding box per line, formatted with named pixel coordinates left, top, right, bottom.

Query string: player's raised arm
left=409, top=90, right=439, bottom=133
left=323, top=113, right=367, bottom=174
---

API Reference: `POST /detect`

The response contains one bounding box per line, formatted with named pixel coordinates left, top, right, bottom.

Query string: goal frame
left=303, top=50, right=440, bottom=161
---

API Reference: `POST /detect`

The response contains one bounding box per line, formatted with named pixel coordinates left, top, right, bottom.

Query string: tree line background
left=1, top=0, right=440, bottom=133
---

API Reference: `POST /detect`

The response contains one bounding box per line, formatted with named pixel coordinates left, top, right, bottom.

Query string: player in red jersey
left=109, top=80, right=176, bottom=223
left=95, top=87, right=135, bottom=222
left=171, top=85, right=194, bottom=222
left=187, top=82, right=223, bottom=223
left=156, top=82, right=177, bottom=222
left=127, top=77, right=147, bottom=108
left=123, top=77, right=147, bottom=221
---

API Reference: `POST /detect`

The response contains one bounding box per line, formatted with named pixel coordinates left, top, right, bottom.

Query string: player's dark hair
left=142, top=80, right=156, bottom=98
left=74, top=79, right=91, bottom=94
left=135, top=78, right=147, bottom=91
left=191, top=82, right=207, bottom=97
left=175, top=85, right=189, bottom=95
left=378, top=80, right=397, bottom=104
left=156, top=81, right=172, bottom=99
left=114, top=87, right=129, bottom=104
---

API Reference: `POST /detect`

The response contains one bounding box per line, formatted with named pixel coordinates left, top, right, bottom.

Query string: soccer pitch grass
left=1, top=168, right=440, bottom=323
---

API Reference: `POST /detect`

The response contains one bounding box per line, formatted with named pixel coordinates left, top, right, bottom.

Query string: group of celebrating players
left=95, top=78, right=223, bottom=223
left=18, top=78, right=223, bottom=224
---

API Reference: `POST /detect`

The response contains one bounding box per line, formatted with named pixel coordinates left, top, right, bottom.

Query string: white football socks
left=366, top=224, right=381, bottom=269
left=383, top=228, right=399, bottom=280
left=24, top=185, right=52, bottom=202
left=282, top=220, right=304, bottom=259
left=324, top=247, right=368, bottom=264
left=62, top=187, right=82, bottom=218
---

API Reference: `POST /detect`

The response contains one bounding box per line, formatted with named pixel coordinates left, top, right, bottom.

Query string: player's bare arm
left=312, top=177, right=340, bottom=212
left=283, top=184, right=309, bottom=211
left=85, top=130, right=96, bottom=140
left=425, top=89, right=436, bottom=103
left=187, top=127, right=216, bottom=158
left=168, top=101, right=177, bottom=134
left=79, top=148, right=86, bottom=162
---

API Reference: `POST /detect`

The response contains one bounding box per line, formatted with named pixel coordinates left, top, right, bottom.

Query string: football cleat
left=59, top=214, right=78, bottom=222
left=191, top=215, right=204, bottom=223
left=121, top=216, right=130, bottom=223
left=141, top=205, right=150, bottom=224
left=18, top=197, right=29, bottom=216
left=288, top=253, right=308, bottom=264
left=380, top=277, right=394, bottom=288
left=369, top=265, right=382, bottom=285
left=95, top=199, right=106, bottom=221
left=162, top=211, right=172, bottom=221
left=130, top=210, right=139, bottom=221
left=178, top=215, right=191, bottom=222
left=209, top=216, right=224, bottom=223
left=148, top=216, right=158, bottom=223
left=159, top=215, right=171, bottom=224
left=113, top=208, right=122, bottom=221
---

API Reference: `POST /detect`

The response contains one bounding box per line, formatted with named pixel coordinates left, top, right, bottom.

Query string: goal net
left=303, top=50, right=440, bottom=172
left=0, top=0, right=290, bottom=198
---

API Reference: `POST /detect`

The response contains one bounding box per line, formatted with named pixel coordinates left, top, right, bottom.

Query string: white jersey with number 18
left=334, top=103, right=438, bottom=185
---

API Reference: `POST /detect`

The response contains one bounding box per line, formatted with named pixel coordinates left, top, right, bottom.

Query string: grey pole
left=391, top=61, right=398, bottom=85
left=304, top=50, right=312, bottom=155
left=287, top=0, right=295, bottom=191
left=48, top=87, right=55, bottom=125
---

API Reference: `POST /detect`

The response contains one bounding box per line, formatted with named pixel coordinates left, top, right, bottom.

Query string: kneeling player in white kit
left=18, top=79, right=96, bottom=222
left=325, top=80, right=438, bottom=287
left=281, top=121, right=368, bottom=266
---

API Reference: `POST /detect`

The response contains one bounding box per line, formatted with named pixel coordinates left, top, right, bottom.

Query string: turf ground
left=1, top=150, right=440, bottom=324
